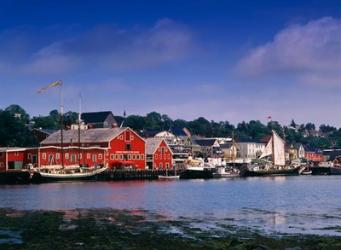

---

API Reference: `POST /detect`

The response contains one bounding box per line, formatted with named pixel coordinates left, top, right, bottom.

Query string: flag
left=37, top=81, right=62, bottom=94
left=123, top=110, right=126, bottom=117
left=267, top=115, right=272, bottom=121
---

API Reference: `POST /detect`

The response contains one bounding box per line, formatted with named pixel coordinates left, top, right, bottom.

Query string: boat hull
left=32, top=168, right=108, bottom=182
left=311, top=167, right=330, bottom=175
left=180, top=169, right=214, bottom=179
left=158, top=175, right=180, bottom=180
left=241, top=167, right=299, bottom=177
left=330, top=167, right=341, bottom=175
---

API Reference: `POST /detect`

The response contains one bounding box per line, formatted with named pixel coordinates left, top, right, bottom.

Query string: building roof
left=81, top=111, right=113, bottom=124
left=145, top=138, right=163, bottom=155
left=41, top=128, right=126, bottom=145
left=171, top=127, right=189, bottom=137
left=193, top=138, right=219, bottom=147
left=33, top=128, right=57, bottom=135
left=0, top=147, right=29, bottom=152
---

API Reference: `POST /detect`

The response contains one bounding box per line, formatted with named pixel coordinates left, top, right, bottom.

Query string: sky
left=0, top=0, right=341, bottom=126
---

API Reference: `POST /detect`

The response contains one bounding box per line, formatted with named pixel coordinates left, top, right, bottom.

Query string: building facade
left=146, top=138, right=173, bottom=170
left=40, top=127, right=146, bottom=170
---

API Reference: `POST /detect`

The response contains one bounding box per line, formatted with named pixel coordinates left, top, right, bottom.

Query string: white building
left=236, top=142, right=265, bottom=162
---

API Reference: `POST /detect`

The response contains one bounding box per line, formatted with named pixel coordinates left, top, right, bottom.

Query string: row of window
left=42, top=153, right=104, bottom=161
left=154, top=154, right=171, bottom=160
left=154, top=162, right=170, bottom=169
left=109, top=154, right=144, bottom=161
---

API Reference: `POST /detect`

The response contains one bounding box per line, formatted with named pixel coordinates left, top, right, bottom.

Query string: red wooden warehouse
left=146, top=138, right=173, bottom=170
left=0, top=147, right=38, bottom=171
left=40, top=127, right=146, bottom=169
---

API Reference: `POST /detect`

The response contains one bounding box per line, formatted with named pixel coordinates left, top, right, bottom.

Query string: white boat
left=158, top=175, right=180, bottom=180
left=213, top=166, right=240, bottom=178
left=37, top=166, right=108, bottom=181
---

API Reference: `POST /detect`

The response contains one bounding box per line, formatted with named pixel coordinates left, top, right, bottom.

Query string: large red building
left=146, top=138, right=173, bottom=170
left=40, top=127, right=146, bottom=169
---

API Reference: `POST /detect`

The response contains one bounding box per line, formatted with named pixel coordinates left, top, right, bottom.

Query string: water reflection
left=1, top=176, right=341, bottom=235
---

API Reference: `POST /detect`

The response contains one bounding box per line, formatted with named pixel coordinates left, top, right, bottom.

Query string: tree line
left=1, top=105, right=340, bottom=150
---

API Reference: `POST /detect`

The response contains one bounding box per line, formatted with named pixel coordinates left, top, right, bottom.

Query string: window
left=166, top=163, right=170, bottom=169
left=27, top=153, right=31, bottom=160
left=159, top=163, right=163, bottom=169
left=130, top=135, right=134, bottom=141
left=42, top=153, right=46, bottom=160
left=120, top=154, right=124, bottom=160
left=48, top=154, right=54, bottom=163
left=115, top=154, right=119, bottom=160
left=125, top=144, right=131, bottom=151
left=125, top=131, right=131, bottom=142
left=98, top=154, right=103, bottom=160
left=110, top=154, right=115, bottom=160
left=65, top=153, right=69, bottom=160
left=87, top=153, right=91, bottom=159
left=56, top=153, right=60, bottom=160
left=132, top=154, right=136, bottom=160
left=71, top=154, right=76, bottom=163
left=141, top=154, right=144, bottom=160
left=92, top=154, right=97, bottom=163
left=136, top=154, right=140, bottom=160
left=128, top=154, right=131, bottom=160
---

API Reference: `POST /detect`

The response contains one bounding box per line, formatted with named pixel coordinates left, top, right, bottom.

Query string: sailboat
left=34, top=84, right=107, bottom=182
left=242, top=130, right=299, bottom=177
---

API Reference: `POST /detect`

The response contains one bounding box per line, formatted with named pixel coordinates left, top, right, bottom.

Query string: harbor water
left=1, top=176, right=341, bottom=236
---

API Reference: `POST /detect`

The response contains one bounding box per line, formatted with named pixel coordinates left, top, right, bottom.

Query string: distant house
left=146, top=138, right=173, bottom=170
left=305, top=146, right=324, bottom=162
left=192, top=138, right=221, bottom=157
left=236, top=141, right=265, bottom=162
left=220, top=142, right=238, bottom=162
left=81, top=111, right=117, bottom=128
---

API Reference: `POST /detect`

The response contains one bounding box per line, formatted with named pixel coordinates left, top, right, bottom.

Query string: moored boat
left=33, top=166, right=108, bottom=182
left=213, top=166, right=240, bottom=178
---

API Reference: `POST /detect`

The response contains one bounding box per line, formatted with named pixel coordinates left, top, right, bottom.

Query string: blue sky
left=0, top=0, right=341, bottom=126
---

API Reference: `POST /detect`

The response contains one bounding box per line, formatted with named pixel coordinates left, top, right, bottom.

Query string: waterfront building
left=40, top=127, right=146, bottom=169
left=305, top=146, right=324, bottom=162
left=0, top=147, right=38, bottom=171
left=81, top=111, right=118, bottom=128
left=146, top=138, right=173, bottom=170
left=236, top=141, right=265, bottom=163
left=220, top=142, right=238, bottom=162
left=192, top=138, right=221, bottom=158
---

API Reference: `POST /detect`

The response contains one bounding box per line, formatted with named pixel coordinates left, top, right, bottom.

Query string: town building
left=220, top=142, right=238, bottom=162
left=236, top=141, right=265, bottom=162
left=81, top=111, right=118, bottom=128
left=0, top=147, right=38, bottom=171
left=146, top=138, right=173, bottom=170
left=192, top=138, right=221, bottom=158
left=305, top=146, right=324, bottom=162
left=40, top=127, right=146, bottom=169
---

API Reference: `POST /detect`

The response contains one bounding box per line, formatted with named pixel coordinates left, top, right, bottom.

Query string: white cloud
left=238, top=17, right=341, bottom=86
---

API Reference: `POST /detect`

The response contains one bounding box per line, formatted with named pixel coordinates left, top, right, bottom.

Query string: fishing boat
left=242, top=130, right=299, bottom=177
left=181, top=158, right=214, bottom=179
left=213, top=166, right=240, bottom=178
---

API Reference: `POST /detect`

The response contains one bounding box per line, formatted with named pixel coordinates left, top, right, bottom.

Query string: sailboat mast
left=78, top=93, right=82, bottom=166
left=59, top=82, right=65, bottom=169
left=271, top=130, right=275, bottom=166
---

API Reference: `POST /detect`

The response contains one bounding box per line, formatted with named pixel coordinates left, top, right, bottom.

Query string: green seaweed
left=0, top=209, right=341, bottom=250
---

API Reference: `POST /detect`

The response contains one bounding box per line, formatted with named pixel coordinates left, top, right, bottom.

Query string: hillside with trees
left=0, top=104, right=340, bottom=150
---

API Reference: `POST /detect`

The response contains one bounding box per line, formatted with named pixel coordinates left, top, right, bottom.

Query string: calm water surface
left=1, top=176, right=341, bottom=235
